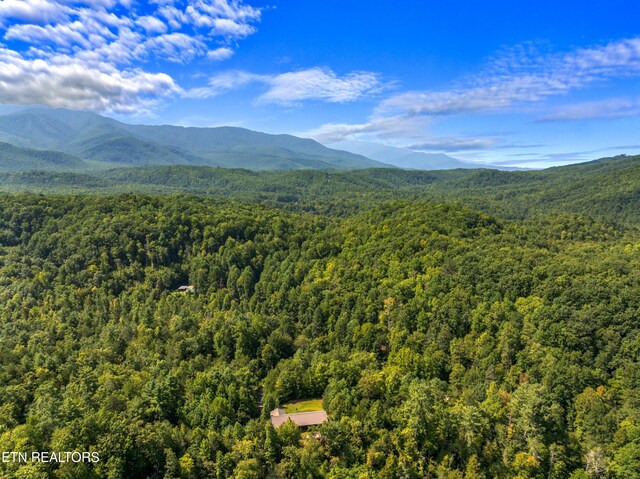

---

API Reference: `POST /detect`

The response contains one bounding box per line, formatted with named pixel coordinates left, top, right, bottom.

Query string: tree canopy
left=0, top=191, right=637, bottom=478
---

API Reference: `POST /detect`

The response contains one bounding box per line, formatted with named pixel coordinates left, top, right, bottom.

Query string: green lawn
left=282, top=399, right=324, bottom=413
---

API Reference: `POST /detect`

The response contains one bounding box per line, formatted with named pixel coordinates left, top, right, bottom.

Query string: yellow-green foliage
left=0, top=193, right=638, bottom=478
left=283, top=399, right=324, bottom=413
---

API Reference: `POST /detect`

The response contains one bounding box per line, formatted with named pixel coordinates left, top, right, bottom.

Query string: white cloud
left=0, top=48, right=180, bottom=113
left=208, top=17, right=255, bottom=37
left=0, top=0, right=262, bottom=111
left=144, top=32, right=206, bottom=63
left=186, top=1, right=261, bottom=38
left=5, top=14, right=120, bottom=49
left=0, top=0, right=69, bottom=25
left=188, top=0, right=261, bottom=23
left=137, top=15, right=167, bottom=34
left=0, top=1, right=263, bottom=63
left=157, top=5, right=187, bottom=29
left=189, top=67, right=386, bottom=105
left=74, top=26, right=144, bottom=65
left=258, top=68, right=384, bottom=105
left=207, top=46, right=234, bottom=60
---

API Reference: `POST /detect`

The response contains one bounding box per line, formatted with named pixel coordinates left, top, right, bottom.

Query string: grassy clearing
left=282, top=399, right=323, bottom=413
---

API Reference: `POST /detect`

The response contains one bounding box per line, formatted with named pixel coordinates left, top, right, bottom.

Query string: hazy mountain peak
left=0, top=107, right=393, bottom=171
left=327, top=140, right=486, bottom=170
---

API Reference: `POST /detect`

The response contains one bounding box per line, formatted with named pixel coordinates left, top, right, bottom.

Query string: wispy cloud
left=306, top=37, right=640, bottom=147
left=377, top=38, right=640, bottom=118
left=302, top=121, right=385, bottom=143
left=497, top=146, right=640, bottom=168
left=302, top=115, right=430, bottom=144
left=188, top=67, right=387, bottom=105
left=0, top=0, right=262, bottom=112
left=408, top=137, right=498, bottom=152
left=304, top=117, right=501, bottom=154
left=538, top=97, right=640, bottom=121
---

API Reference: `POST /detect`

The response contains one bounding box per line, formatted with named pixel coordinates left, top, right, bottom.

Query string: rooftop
left=269, top=408, right=328, bottom=428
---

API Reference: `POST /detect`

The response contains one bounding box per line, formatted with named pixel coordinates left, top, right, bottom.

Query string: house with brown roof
left=269, top=408, right=328, bottom=428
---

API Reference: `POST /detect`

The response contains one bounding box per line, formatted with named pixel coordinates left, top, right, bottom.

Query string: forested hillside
left=0, top=142, right=87, bottom=172
left=0, top=194, right=638, bottom=478
left=1, top=154, right=638, bottom=224
left=0, top=109, right=390, bottom=171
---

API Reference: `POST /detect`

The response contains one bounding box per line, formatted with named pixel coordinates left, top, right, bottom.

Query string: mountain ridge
left=328, top=139, right=485, bottom=170
left=0, top=141, right=88, bottom=172
left=1, top=154, right=637, bottom=224
left=0, top=107, right=393, bottom=171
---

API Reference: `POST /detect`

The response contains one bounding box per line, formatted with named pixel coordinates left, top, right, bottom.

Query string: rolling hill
left=1, top=153, right=637, bottom=224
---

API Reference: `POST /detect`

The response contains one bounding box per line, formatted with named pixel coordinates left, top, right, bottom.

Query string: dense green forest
left=0, top=182, right=638, bottom=478
left=1, top=154, right=639, bottom=224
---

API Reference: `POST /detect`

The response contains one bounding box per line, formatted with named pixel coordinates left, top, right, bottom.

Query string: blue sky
left=0, top=0, right=639, bottom=166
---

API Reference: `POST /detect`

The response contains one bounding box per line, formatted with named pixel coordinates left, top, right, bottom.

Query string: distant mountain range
left=0, top=107, right=523, bottom=173
left=0, top=107, right=393, bottom=171
left=327, top=140, right=480, bottom=170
